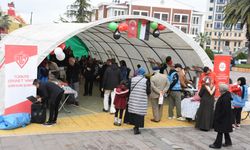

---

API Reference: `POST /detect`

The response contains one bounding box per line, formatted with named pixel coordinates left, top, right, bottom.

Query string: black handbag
left=31, top=102, right=46, bottom=124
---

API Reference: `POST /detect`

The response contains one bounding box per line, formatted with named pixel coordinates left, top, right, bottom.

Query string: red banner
left=213, top=55, right=231, bottom=97
left=127, top=19, right=138, bottom=38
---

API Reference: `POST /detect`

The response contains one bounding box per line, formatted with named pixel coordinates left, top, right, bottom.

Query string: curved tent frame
left=0, top=15, right=212, bottom=69
left=0, top=15, right=213, bottom=115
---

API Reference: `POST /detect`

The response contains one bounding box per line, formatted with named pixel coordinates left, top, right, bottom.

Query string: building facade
left=0, top=2, right=26, bottom=40
left=205, top=0, right=247, bottom=52
left=91, top=0, right=205, bottom=37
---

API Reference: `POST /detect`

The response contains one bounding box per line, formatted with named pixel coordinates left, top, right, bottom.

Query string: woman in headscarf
left=231, top=77, right=248, bottom=129
left=209, top=84, right=232, bottom=149
left=128, top=67, right=151, bottom=134
left=195, top=76, right=215, bottom=131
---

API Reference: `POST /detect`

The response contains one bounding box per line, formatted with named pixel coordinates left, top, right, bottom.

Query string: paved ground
left=1, top=125, right=250, bottom=150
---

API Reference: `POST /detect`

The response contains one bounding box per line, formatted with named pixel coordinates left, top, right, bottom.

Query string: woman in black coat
left=209, top=84, right=233, bottom=149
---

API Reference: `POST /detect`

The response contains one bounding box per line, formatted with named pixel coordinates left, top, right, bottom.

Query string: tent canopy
left=0, top=15, right=213, bottom=77
left=65, top=36, right=89, bottom=58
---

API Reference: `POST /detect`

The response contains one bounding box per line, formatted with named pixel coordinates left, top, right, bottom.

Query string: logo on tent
left=15, top=52, right=29, bottom=68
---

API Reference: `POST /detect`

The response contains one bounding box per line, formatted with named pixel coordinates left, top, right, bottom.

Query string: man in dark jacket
left=102, top=59, right=121, bottom=113
left=83, top=60, right=95, bottom=96
left=209, top=84, right=232, bottom=149
left=66, top=57, right=80, bottom=105
left=33, top=79, right=64, bottom=126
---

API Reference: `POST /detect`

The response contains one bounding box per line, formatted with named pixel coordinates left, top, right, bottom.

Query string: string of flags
left=108, top=19, right=166, bottom=40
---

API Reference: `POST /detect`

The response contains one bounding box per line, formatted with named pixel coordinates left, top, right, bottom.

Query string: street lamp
left=218, top=32, right=221, bottom=53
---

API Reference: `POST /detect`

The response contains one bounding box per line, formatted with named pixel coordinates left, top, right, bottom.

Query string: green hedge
left=205, top=48, right=214, bottom=60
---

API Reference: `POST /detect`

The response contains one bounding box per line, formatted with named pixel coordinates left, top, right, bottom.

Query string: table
left=59, top=86, right=78, bottom=113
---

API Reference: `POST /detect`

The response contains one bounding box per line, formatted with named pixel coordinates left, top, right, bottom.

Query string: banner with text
left=213, top=55, right=231, bottom=97
left=4, top=45, right=37, bottom=115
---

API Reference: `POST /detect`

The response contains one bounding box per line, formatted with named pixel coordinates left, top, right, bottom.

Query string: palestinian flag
left=137, top=20, right=150, bottom=40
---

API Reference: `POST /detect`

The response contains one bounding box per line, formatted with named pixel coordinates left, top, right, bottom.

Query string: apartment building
left=205, top=0, right=247, bottom=52
left=91, top=0, right=205, bottom=37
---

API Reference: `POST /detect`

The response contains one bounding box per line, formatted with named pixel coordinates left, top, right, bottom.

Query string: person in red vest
left=198, top=66, right=217, bottom=90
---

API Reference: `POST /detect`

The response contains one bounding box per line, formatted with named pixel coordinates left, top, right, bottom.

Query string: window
left=215, top=41, right=217, bottom=45
left=214, top=22, right=223, bottom=29
left=210, top=0, right=214, bottom=2
left=224, top=24, right=231, bottom=30
left=226, top=33, right=228, bottom=36
left=154, top=13, right=160, bottom=19
left=234, top=33, right=237, bottom=37
left=214, top=32, right=217, bottom=36
left=209, top=7, right=213, bottom=11
left=239, top=33, right=241, bottom=37
left=133, top=10, right=148, bottom=16
left=154, top=12, right=169, bottom=21
left=216, top=6, right=224, bottom=12
left=217, top=0, right=225, bottom=4
left=215, top=14, right=223, bottom=21
left=162, top=14, right=168, bottom=21
left=141, top=12, right=148, bottom=16
left=181, top=26, right=188, bottom=33
left=206, top=39, right=211, bottom=45
left=191, top=27, right=199, bottom=35
left=182, top=15, right=188, bottom=23
left=192, top=16, right=200, bottom=24
left=174, top=15, right=181, bottom=22
left=238, top=42, right=241, bottom=47
left=234, top=42, right=237, bottom=47
left=208, top=16, right=212, bottom=19
left=174, top=14, right=188, bottom=23
left=207, top=24, right=209, bottom=28
left=210, top=32, right=212, bottom=36
left=234, top=23, right=242, bottom=30
left=214, top=47, right=217, bottom=50
left=114, top=9, right=125, bottom=16
left=225, top=41, right=230, bottom=46
left=210, top=24, right=213, bottom=28
left=174, top=25, right=188, bottom=33
left=133, top=11, right=140, bottom=15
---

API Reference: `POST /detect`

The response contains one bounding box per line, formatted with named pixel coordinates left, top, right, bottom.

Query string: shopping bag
left=243, top=101, right=250, bottom=112
left=158, top=94, right=164, bottom=105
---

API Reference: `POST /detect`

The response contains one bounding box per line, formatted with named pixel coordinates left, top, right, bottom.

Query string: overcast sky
left=0, top=0, right=207, bottom=24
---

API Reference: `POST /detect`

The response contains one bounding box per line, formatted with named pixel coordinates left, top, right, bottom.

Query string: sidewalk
left=1, top=125, right=250, bottom=150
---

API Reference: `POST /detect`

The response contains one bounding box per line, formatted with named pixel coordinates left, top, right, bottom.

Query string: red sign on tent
left=127, top=19, right=138, bottom=38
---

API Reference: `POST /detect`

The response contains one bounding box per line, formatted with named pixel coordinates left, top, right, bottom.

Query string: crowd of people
left=35, top=50, right=249, bottom=148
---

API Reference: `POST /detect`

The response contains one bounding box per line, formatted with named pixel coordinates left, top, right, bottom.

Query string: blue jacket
left=232, top=85, right=248, bottom=107
left=168, top=70, right=181, bottom=91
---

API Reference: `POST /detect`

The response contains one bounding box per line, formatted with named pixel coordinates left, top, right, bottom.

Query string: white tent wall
left=0, top=15, right=213, bottom=115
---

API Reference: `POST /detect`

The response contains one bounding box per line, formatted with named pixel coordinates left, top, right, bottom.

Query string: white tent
left=0, top=15, right=212, bottom=115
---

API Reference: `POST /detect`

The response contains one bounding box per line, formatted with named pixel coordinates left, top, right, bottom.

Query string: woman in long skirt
left=195, top=77, right=215, bottom=131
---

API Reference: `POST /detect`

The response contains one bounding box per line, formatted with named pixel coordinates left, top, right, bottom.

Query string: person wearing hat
left=128, top=67, right=150, bottom=134
left=167, top=63, right=185, bottom=121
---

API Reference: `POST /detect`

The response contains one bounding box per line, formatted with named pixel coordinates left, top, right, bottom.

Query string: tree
left=223, top=0, right=250, bottom=63
left=66, top=0, right=92, bottom=23
left=194, top=32, right=210, bottom=49
left=0, top=10, right=11, bottom=40
left=205, top=48, right=214, bottom=60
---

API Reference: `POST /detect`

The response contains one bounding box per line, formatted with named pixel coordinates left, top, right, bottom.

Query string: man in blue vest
left=168, top=63, right=185, bottom=121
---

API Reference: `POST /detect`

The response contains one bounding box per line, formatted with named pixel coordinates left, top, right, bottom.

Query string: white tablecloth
left=62, top=86, right=78, bottom=98
left=181, top=98, right=200, bottom=120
